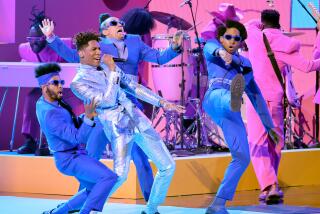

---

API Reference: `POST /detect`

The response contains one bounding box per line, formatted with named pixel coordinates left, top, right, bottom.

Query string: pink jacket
left=19, top=38, right=73, bottom=62
left=245, top=20, right=320, bottom=102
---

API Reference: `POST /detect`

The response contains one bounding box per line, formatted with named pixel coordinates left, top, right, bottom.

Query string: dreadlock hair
left=29, top=6, right=48, bottom=30
left=99, top=13, right=111, bottom=35
left=121, top=8, right=155, bottom=35
left=99, top=13, right=111, bottom=26
left=217, top=20, right=247, bottom=41
left=74, top=31, right=101, bottom=51
left=34, top=63, right=61, bottom=78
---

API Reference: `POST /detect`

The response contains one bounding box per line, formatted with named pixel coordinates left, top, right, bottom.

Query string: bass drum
left=151, top=34, right=193, bottom=102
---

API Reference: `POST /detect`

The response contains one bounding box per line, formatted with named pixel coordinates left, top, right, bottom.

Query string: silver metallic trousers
left=104, top=124, right=175, bottom=207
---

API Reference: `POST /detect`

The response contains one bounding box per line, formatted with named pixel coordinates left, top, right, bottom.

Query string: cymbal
left=150, top=11, right=192, bottom=30
left=282, top=31, right=305, bottom=37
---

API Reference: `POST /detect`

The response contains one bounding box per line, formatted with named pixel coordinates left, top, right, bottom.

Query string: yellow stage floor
left=0, top=149, right=319, bottom=199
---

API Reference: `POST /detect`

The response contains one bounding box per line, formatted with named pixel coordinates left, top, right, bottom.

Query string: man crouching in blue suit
left=35, top=63, right=118, bottom=214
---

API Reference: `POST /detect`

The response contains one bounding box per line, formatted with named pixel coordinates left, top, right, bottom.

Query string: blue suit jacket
left=204, top=39, right=274, bottom=131
left=48, top=34, right=180, bottom=76
left=36, top=96, right=93, bottom=153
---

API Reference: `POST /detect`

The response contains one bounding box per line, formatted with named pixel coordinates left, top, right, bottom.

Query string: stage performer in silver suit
left=70, top=31, right=185, bottom=214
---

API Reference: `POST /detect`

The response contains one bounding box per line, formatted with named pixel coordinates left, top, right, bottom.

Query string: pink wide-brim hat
left=201, top=3, right=244, bottom=41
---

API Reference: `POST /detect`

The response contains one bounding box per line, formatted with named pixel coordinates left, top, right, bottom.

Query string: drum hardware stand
left=0, top=87, right=8, bottom=116
left=179, top=33, right=186, bottom=149
left=185, top=0, right=208, bottom=147
left=183, top=98, right=225, bottom=153
left=152, top=102, right=182, bottom=150
left=285, top=103, right=320, bottom=149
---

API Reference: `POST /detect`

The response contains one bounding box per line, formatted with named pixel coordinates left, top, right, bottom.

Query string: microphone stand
left=296, top=0, right=319, bottom=142
left=186, top=0, right=206, bottom=147
left=144, top=0, right=152, bottom=9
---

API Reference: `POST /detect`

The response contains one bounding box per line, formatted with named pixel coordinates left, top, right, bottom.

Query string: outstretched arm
left=139, top=31, right=183, bottom=65
left=40, top=19, right=80, bottom=63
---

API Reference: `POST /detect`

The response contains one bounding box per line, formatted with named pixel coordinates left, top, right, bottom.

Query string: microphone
left=113, top=57, right=126, bottom=62
left=179, top=0, right=191, bottom=7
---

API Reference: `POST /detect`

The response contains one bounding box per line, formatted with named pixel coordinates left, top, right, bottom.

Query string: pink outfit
left=19, top=39, right=83, bottom=139
left=245, top=20, right=320, bottom=190
left=200, top=3, right=243, bottom=41
left=313, top=33, right=320, bottom=103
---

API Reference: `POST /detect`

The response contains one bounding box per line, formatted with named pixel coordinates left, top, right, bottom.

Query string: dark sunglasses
left=26, top=36, right=46, bottom=42
left=223, top=34, right=242, bottom=42
left=108, top=20, right=125, bottom=27
left=47, top=80, right=65, bottom=86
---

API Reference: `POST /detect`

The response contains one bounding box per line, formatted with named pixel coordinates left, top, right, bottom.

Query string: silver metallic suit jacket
left=70, top=64, right=163, bottom=142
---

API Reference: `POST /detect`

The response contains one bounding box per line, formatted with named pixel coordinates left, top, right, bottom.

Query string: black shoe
left=141, top=211, right=160, bottom=214
left=230, top=74, right=245, bottom=112
left=42, top=208, right=55, bottom=214
left=48, top=203, right=80, bottom=213
left=35, top=143, right=51, bottom=156
left=17, top=137, right=36, bottom=154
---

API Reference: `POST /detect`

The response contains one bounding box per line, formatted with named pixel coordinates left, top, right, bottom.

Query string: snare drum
left=151, top=34, right=193, bottom=101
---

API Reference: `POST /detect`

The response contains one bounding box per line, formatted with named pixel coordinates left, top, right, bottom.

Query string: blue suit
left=48, top=34, right=179, bottom=201
left=36, top=96, right=117, bottom=213
left=203, top=39, right=274, bottom=200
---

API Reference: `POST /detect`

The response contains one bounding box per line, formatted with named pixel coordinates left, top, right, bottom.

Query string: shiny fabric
left=86, top=119, right=153, bottom=201
left=47, top=34, right=160, bottom=202
left=203, top=39, right=274, bottom=200
left=71, top=64, right=175, bottom=207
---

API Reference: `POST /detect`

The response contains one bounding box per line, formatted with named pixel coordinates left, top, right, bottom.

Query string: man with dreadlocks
left=17, top=8, right=83, bottom=155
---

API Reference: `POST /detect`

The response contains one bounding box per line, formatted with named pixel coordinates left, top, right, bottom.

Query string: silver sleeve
left=71, top=71, right=120, bottom=108
left=119, top=71, right=163, bottom=107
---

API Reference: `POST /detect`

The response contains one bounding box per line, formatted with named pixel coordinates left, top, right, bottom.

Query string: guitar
left=308, top=2, right=320, bottom=22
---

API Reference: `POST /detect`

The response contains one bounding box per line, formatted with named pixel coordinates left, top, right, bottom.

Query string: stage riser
left=0, top=149, right=319, bottom=199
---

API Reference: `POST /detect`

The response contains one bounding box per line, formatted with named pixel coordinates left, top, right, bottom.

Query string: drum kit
left=148, top=5, right=313, bottom=155
left=149, top=11, right=226, bottom=155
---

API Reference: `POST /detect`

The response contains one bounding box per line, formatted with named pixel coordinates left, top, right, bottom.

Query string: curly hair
left=217, top=20, right=247, bottom=41
left=121, top=8, right=155, bottom=35
left=35, top=63, right=61, bottom=78
left=74, top=32, right=101, bottom=50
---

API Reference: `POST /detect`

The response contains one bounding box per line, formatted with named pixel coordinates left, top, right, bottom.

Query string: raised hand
left=102, top=54, right=116, bottom=71
left=160, top=100, right=186, bottom=114
left=39, top=19, right=55, bottom=38
left=84, top=98, right=97, bottom=119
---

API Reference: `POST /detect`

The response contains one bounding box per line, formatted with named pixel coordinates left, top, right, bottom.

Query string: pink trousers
left=246, top=100, right=284, bottom=191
